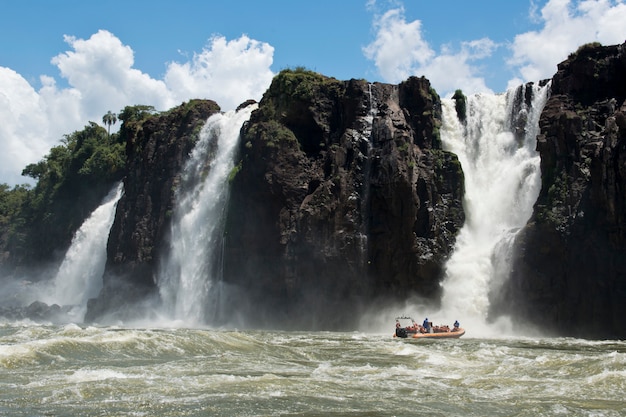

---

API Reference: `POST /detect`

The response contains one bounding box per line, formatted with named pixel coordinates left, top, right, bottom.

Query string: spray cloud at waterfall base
left=0, top=183, right=123, bottom=323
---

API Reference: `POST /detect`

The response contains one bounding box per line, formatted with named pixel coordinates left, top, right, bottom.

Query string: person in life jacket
left=422, top=318, right=431, bottom=333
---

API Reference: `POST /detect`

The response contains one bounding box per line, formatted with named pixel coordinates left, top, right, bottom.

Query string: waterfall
left=358, top=83, right=376, bottom=266
left=158, top=104, right=256, bottom=326
left=50, top=182, right=123, bottom=313
left=438, top=84, right=550, bottom=330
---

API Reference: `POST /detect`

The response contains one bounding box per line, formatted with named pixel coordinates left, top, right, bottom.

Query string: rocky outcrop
left=221, top=70, right=464, bottom=329
left=85, top=99, right=221, bottom=322
left=499, top=42, right=626, bottom=338
left=0, top=301, right=73, bottom=324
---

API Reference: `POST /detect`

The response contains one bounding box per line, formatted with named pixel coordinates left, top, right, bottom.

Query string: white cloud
left=165, top=35, right=275, bottom=110
left=363, top=7, right=496, bottom=97
left=0, top=30, right=275, bottom=185
left=0, top=68, right=49, bottom=185
left=365, top=0, right=626, bottom=99
left=509, top=0, right=626, bottom=83
left=52, top=30, right=175, bottom=114
left=363, top=7, right=434, bottom=83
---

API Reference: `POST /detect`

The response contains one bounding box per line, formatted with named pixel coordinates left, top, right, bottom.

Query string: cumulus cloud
left=365, top=0, right=626, bottom=98
left=362, top=8, right=434, bottom=82
left=0, top=30, right=275, bottom=185
left=509, top=0, right=626, bottom=83
left=0, top=68, right=50, bottom=185
left=363, top=6, right=496, bottom=97
left=165, top=35, right=275, bottom=109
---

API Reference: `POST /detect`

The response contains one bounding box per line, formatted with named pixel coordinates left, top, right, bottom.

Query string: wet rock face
left=85, top=73, right=465, bottom=328
left=222, top=71, right=464, bottom=329
left=0, top=300, right=79, bottom=324
left=500, top=42, right=626, bottom=339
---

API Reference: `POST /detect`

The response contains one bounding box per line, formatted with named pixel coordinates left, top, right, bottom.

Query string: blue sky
left=1, top=0, right=626, bottom=185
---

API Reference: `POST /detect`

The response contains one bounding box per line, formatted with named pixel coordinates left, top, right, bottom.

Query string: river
left=1, top=322, right=624, bottom=416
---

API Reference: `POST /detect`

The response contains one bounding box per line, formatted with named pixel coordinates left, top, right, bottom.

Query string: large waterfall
left=48, top=182, right=123, bottom=317
left=438, top=84, right=550, bottom=333
left=158, top=105, right=256, bottom=326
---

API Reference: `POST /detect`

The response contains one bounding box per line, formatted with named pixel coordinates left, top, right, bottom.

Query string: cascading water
left=158, top=104, right=256, bottom=326
left=48, top=182, right=123, bottom=316
left=357, top=83, right=376, bottom=266
left=437, top=84, right=550, bottom=332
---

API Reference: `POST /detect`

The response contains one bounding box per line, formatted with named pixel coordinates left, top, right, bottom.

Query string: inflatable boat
left=393, top=316, right=465, bottom=339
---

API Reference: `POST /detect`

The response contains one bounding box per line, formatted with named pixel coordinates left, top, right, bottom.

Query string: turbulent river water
left=2, top=88, right=624, bottom=416
left=1, top=323, right=624, bottom=416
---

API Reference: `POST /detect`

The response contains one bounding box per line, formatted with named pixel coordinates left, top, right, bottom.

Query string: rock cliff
left=85, top=100, right=221, bottom=321
left=85, top=73, right=464, bottom=327
left=497, top=42, right=626, bottom=338
left=221, top=70, right=464, bottom=329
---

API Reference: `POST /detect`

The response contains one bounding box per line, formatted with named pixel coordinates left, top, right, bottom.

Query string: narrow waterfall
left=438, top=84, right=550, bottom=330
left=50, top=182, right=123, bottom=313
left=158, top=105, right=256, bottom=326
left=358, top=83, right=376, bottom=266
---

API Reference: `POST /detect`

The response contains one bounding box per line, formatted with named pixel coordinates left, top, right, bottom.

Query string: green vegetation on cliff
left=245, top=68, right=346, bottom=157
left=0, top=106, right=158, bottom=267
left=269, top=67, right=342, bottom=102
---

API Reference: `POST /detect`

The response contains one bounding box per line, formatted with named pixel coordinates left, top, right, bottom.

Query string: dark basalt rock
left=496, top=42, right=626, bottom=339
left=85, top=72, right=465, bottom=329
left=0, top=301, right=73, bottom=324
left=221, top=71, right=464, bottom=329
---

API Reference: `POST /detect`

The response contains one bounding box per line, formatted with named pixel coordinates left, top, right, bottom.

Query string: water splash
left=158, top=105, right=256, bottom=326
left=50, top=182, right=123, bottom=311
left=437, top=84, right=550, bottom=333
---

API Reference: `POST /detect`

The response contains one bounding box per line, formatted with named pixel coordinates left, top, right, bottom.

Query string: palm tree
left=102, top=111, right=117, bottom=139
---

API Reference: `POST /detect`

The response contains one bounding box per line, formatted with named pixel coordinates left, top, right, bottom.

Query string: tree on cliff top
left=102, top=111, right=117, bottom=139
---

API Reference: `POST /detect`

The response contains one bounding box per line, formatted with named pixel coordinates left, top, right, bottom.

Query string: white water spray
left=158, top=105, right=256, bottom=326
left=50, top=182, right=123, bottom=310
left=437, top=85, right=550, bottom=332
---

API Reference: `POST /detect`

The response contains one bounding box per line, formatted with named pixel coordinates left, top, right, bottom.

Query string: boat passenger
left=453, top=320, right=460, bottom=331
left=423, top=318, right=431, bottom=333
left=395, top=322, right=408, bottom=338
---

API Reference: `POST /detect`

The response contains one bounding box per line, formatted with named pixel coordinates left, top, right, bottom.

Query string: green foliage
left=8, top=119, right=128, bottom=263
left=569, top=42, right=603, bottom=59
left=272, top=68, right=327, bottom=100
left=79, top=142, right=126, bottom=177
left=430, top=149, right=463, bottom=188
left=396, top=140, right=410, bottom=155
left=261, top=68, right=343, bottom=115
left=118, top=105, right=157, bottom=124
left=228, top=162, right=242, bottom=183
left=247, top=120, right=298, bottom=149
left=22, top=122, right=124, bottom=189
left=452, top=89, right=467, bottom=123
left=0, top=183, right=30, bottom=254
left=118, top=104, right=158, bottom=145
